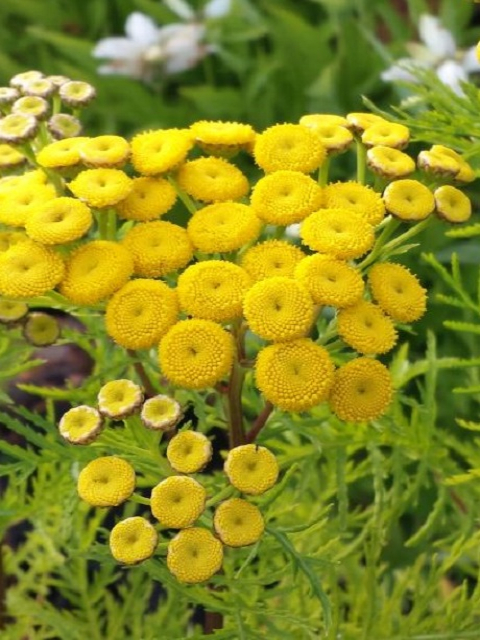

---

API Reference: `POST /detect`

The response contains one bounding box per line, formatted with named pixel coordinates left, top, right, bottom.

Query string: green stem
left=130, top=493, right=151, bottom=506
left=357, top=216, right=401, bottom=272
left=168, top=176, right=198, bottom=215
left=318, top=155, right=331, bottom=187
left=106, top=208, right=117, bottom=240
left=226, top=360, right=246, bottom=448
left=95, top=209, right=108, bottom=239
left=356, top=138, right=367, bottom=185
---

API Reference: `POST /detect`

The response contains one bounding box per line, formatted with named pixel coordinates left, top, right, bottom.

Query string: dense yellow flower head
left=368, top=262, right=427, bottom=323
left=176, top=157, right=249, bottom=202
left=323, top=182, right=386, bottom=226
left=97, top=379, right=144, bottom=419
left=254, top=123, right=326, bottom=173
left=141, top=395, right=182, bottom=431
left=190, top=120, right=256, bottom=155
left=0, top=240, right=64, bottom=297
left=12, top=95, right=49, bottom=119
left=122, top=221, right=193, bottom=278
left=300, top=113, right=349, bottom=128
left=255, top=338, right=335, bottom=412
left=77, top=456, right=135, bottom=507
left=116, top=177, right=177, bottom=221
left=337, top=300, right=398, bottom=355
left=79, top=135, right=130, bottom=167
left=214, top=498, right=265, bottom=547
left=25, top=197, right=93, bottom=245
left=36, top=137, right=89, bottom=169
left=361, top=121, right=410, bottom=149
left=243, top=276, right=314, bottom=342
left=187, top=202, right=262, bottom=254
left=417, top=149, right=460, bottom=178
left=0, top=143, right=26, bottom=169
left=294, top=254, right=364, bottom=307
left=367, top=146, right=415, bottom=179
left=105, top=279, right=179, bottom=349
left=429, top=145, right=475, bottom=183
left=166, top=430, right=213, bottom=474
left=329, top=357, right=393, bottom=422
left=250, top=170, right=323, bottom=225
left=109, top=517, right=158, bottom=565
left=0, top=230, right=28, bottom=253
left=69, top=168, right=132, bottom=208
left=224, top=444, right=279, bottom=495
left=167, top=528, right=223, bottom=584
left=434, top=185, right=472, bottom=224
left=60, top=240, right=133, bottom=305
left=307, top=123, right=353, bottom=154
left=151, top=476, right=206, bottom=529
left=241, top=239, right=306, bottom=281
left=159, top=319, right=234, bottom=390
left=383, top=179, right=435, bottom=221
left=177, top=260, right=251, bottom=322
left=0, top=183, right=56, bottom=227
left=58, top=405, right=103, bottom=444
left=0, top=113, right=38, bottom=143
left=131, top=128, right=193, bottom=175
left=300, top=208, right=375, bottom=259
left=345, top=112, right=386, bottom=133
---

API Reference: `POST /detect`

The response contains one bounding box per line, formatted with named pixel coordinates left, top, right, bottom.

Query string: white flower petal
left=462, top=46, right=480, bottom=73
left=125, top=12, right=160, bottom=46
left=93, top=38, right=145, bottom=60
left=203, top=0, right=231, bottom=19
left=436, top=60, right=468, bottom=94
left=163, top=0, right=195, bottom=21
left=381, top=59, right=420, bottom=83
left=418, top=14, right=456, bottom=59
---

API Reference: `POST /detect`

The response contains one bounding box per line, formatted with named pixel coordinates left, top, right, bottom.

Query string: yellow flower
left=25, top=197, right=93, bottom=245
left=12, top=96, right=49, bottom=120
left=250, top=170, right=323, bottom=226
left=254, top=123, right=326, bottom=173
left=131, top=128, right=193, bottom=175
left=300, top=114, right=349, bottom=128
left=241, top=239, right=306, bottom=281
left=0, top=230, right=28, bottom=252
left=47, top=113, right=82, bottom=139
left=58, top=405, right=103, bottom=444
left=116, top=177, right=177, bottom=222
left=190, top=120, right=256, bottom=155
left=434, top=185, right=472, bottom=224
left=0, top=183, right=56, bottom=227
left=0, top=143, right=26, bottom=169
left=122, top=221, right=193, bottom=278
left=22, top=78, right=55, bottom=99
left=430, top=145, right=475, bottom=183
left=150, top=476, right=206, bottom=528
left=109, top=517, right=158, bottom=565
left=323, top=182, right=386, bottom=226
left=77, top=456, right=135, bottom=507
left=177, top=260, right=251, bottom=322
left=367, top=146, right=415, bottom=179
left=300, top=208, right=375, bottom=259
left=166, top=431, right=212, bottom=474
left=187, top=202, right=261, bottom=254
left=0, top=87, right=19, bottom=105
left=0, top=299, right=28, bottom=324
left=36, top=137, right=89, bottom=169
left=167, top=528, right=223, bottom=584
left=176, top=157, right=249, bottom=202
left=0, top=240, right=64, bottom=298
left=59, top=80, right=96, bottom=107
left=10, top=70, right=44, bottom=89
left=306, top=123, right=353, bottom=154
left=243, top=276, right=314, bottom=342
left=214, top=498, right=265, bottom=547
left=345, top=112, right=386, bottom=133
left=294, top=254, right=364, bottom=307
left=0, top=113, right=38, bottom=143
left=141, top=395, right=182, bottom=431
left=255, top=338, right=335, bottom=412
left=159, top=319, right=234, bottom=390
left=329, top=357, right=393, bottom=422
left=97, top=379, right=144, bottom=419
left=417, top=149, right=460, bottom=178
left=368, top=262, right=427, bottom=322
left=105, top=279, right=179, bottom=349
left=383, top=179, right=435, bottom=221
left=79, top=135, right=130, bottom=168
left=361, top=122, right=410, bottom=149
left=23, top=312, right=60, bottom=346
left=60, top=240, right=133, bottom=305
left=69, top=168, right=132, bottom=208
left=337, top=300, right=397, bottom=354
left=225, top=444, right=279, bottom=495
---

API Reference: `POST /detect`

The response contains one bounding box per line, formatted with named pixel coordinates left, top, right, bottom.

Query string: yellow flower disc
left=0, top=299, right=28, bottom=323
left=434, top=185, right=472, bottom=224
left=131, top=128, right=193, bottom=175
left=60, top=240, right=133, bottom=305
left=324, top=182, right=386, bottom=226
left=176, top=157, right=249, bottom=202
left=254, top=123, right=326, bottom=173
left=97, top=379, right=144, bottom=419
left=345, top=112, right=386, bottom=133
left=213, top=498, right=265, bottom=547
left=187, top=202, right=261, bottom=254
left=177, top=260, right=251, bottom=322
left=36, top=137, right=90, bottom=169
left=150, top=476, right=206, bottom=528
left=294, top=254, right=364, bottom=307
left=383, top=179, right=435, bottom=221
left=368, top=262, right=427, bottom=322
left=0, top=143, right=26, bottom=169
left=307, top=123, right=353, bottom=154
left=105, top=279, right=179, bottom=349
left=0, top=183, right=56, bottom=227
left=77, top=456, right=135, bottom=507
left=116, top=176, right=177, bottom=221
left=25, top=197, right=93, bottom=245
left=110, top=517, right=158, bottom=565
left=241, top=239, right=306, bottom=281
left=122, top=221, right=193, bottom=278
left=417, top=149, right=460, bottom=178
left=191, top=120, right=256, bottom=154
left=361, top=122, right=410, bottom=149
left=0, top=230, right=28, bottom=253
left=337, top=300, right=398, bottom=355
left=12, top=95, right=49, bottom=119
left=166, top=431, right=213, bottom=474
left=329, top=357, right=393, bottom=422
left=300, top=113, right=349, bottom=128
left=141, top=395, right=182, bottom=431
left=300, top=208, right=375, bottom=259
left=224, top=444, right=279, bottom=495
left=58, top=405, right=103, bottom=444
left=79, top=135, right=130, bottom=168
left=250, top=170, right=323, bottom=225
left=167, top=527, right=223, bottom=584
left=159, top=319, right=234, bottom=390
left=69, top=168, right=132, bottom=208
left=430, top=145, right=475, bottom=183
left=255, top=338, right=335, bottom=412
left=23, top=312, right=60, bottom=346
left=243, top=276, right=314, bottom=342
left=0, top=240, right=64, bottom=298
left=367, top=146, right=415, bottom=179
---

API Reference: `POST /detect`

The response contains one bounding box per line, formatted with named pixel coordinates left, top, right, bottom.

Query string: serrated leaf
left=445, top=223, right=480, bottom=238
left=456, top=418, right=480, bottom=431
left=444, top=320, right=480, bottom=334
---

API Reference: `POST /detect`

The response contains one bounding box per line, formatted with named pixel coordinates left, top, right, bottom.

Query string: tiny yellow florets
left=0, top=143, right=26, bottom=169
left=79, top=135, right=130, bottom=167
left=337, top=300, right=398, bottom=355
left=167, top=527, right=223, bottom=584
left=213, top=498, right=265, bottom=547
left=109, top=517, right=158, bottom=565
left=241, top=239, right=306, bottom=281
left=116, top=177, right=177, bottom=221
left=131, top=128, right=193, bottom=175
left=150, top=476, right=206, bottom=528
left=176, top=156, right=249, bottom=202
left=36, top=137, right=90, bottom=169
left=69, top=168, right=132, bottom=208
left=323, top=182, right=386, bottom=226
left=367, top=145, right=415, bottom=179
left=97, top=379, right=144, bottom=419
left=429, top=145, right=475, bottom=183
left=417, top=149, right=461, bottom=178
left=141, top=395, right=182, bottom=431
left=77, top=456, right=136, bottom=507
left=383, top=179, right=435, bottom=221
left=305, top=123, right=353, bottom=154
left=58, top=405, right=103, bottom=444
left=254, top=123, right=326, bottom=173
left=0, top=240, right=64, bottom=298
left=361, top=121, right=410, bottom=149
left=294, top=254, right=364, bottom=307
left=166, top=430, right=213, bottom=474
left=190, top=120, right=256, bottom=155
left=434, top=185, right=472, bottom=224
left=25, top=197, right=93, bottom=245
left=345, top=112, right=386, bottom=133
left=0, top=183, right=56, bottom=227
left=368, top=262, right=427, bottom=323
left=0, top=230, right=28, bottom=253
left=224, top=444, right=279, bottom=495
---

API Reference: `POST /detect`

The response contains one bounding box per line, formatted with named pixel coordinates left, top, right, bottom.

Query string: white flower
left=381, top=14, right=480, bottom=95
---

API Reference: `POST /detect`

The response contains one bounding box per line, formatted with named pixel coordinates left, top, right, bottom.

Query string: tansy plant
left=0, top=70, right=479, bottom=638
